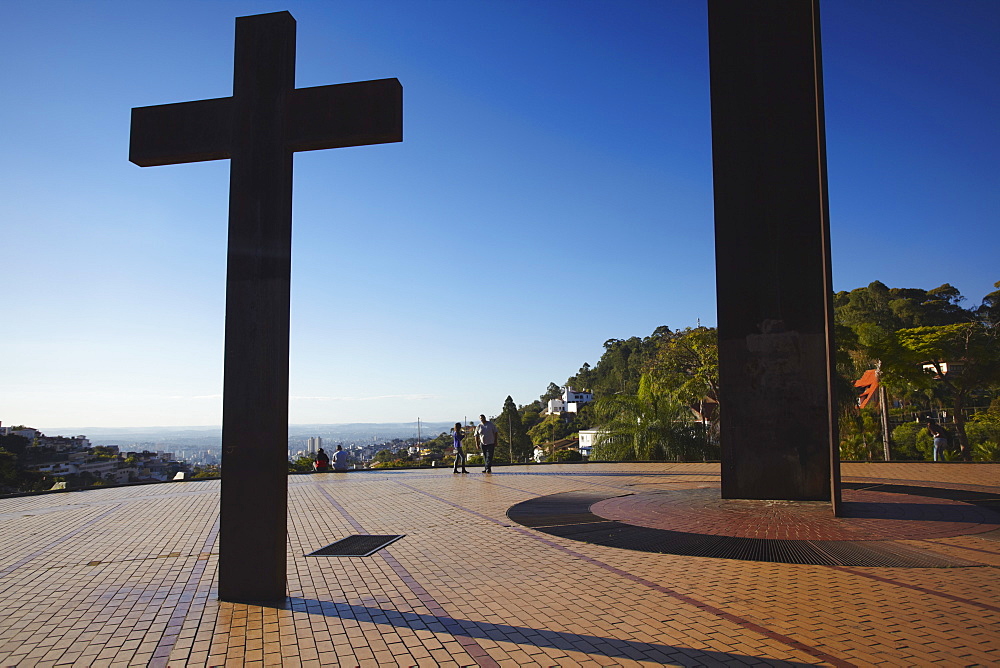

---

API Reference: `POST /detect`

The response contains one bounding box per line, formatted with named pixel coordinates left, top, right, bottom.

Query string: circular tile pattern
left=591, top=485, right=1000, bottom=541
left=506, top=482, right=1000, bottom=567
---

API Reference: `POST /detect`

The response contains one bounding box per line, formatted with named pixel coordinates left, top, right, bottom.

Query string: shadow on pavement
left=265, top=597, right=814, bottom=667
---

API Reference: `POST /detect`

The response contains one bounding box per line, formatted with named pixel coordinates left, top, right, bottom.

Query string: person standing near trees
left=452, top=422, right=469, bottom=474
left=927, top=422, right=949, bottom=462
left=475, top=414, right=499, bottom=473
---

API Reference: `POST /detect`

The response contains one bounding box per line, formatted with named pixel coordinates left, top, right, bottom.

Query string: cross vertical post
left=130, top=11, right=402, bottom=601
left=219, top=11, right=295, bottom=603
left=707, top=0, right=841, bottom=513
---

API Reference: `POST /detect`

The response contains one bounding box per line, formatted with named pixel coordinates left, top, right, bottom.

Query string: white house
left=577, top=429, right=606, bottom=458
left=545, top=386, right=594, bottom=415
left=563, top=386, right=593, bottom=413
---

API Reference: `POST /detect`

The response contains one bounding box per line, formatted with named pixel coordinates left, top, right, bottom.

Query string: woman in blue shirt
left=452, top=422, right=469, bottom=474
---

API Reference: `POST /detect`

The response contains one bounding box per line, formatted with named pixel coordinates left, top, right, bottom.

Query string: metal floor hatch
left=307, top=535, right=404, bottom=557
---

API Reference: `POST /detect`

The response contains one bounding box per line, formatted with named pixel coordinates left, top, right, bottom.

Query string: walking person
left=927, top=422, right=949, bottom=462
left=452, top=422, right=469, bottom=474
left=475, top=414, right=499, bottom=473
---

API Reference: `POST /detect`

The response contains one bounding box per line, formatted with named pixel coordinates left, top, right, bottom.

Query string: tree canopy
left=834, top=281, right=1000, bottom=461
left=591, top=376, right=710, bottom=461
left=495, top=395, right=533, bottom=463
left=645, top=326, right=719, bottom=408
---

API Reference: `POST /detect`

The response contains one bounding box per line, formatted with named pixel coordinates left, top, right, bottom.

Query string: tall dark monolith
left=707, top=0, right=840, bottom=511
left=130, top=11, right=402, bottom=600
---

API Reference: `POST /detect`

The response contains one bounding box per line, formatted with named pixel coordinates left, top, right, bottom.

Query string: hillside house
left=546, top=386, right=594, bottom=415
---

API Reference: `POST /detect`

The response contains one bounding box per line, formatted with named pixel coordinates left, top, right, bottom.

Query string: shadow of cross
left=128, top=10, right=402, bottom=603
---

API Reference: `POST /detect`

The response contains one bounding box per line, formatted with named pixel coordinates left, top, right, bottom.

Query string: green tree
left=547, top=449, right=583, bottom=463
left=0, top=434, right=30, bottom=460
left=540, top=382, right=562, bottom=405
left=566, top=363, right=594, bottom=392
left=0, top=435, right=50, bottom=492
left=421, top=432, right=452, bottom=455
left=922, top=283, right=970, bottom=325
left=890, top=421, right=926, bottom=460
left=91, top=446, right=119, bottom=459
left=288, top=456, right=315, bottom=473
left=566, top=328, right=670, bottom=398
left=527, top=414, right=574, bottom=448
left=977, top=281, right=1000, bottom=326
left=519, top=405, right=542, bottom=432
left=646, top=326, right=719, bottom=408
left=591, top=376, right=707, bottom=461
left=593, top=337, right=646, bottom=395
left=835, top=281, right=900, bottom=330
left=839, top=407, right=884, bottom=461
left=496, top=396, right=533, bottom=463
left=834, top=281, right=974, bottom=331
left=0, top=449, right=19, bottom=490
left=965, top=402, right=1000, bottom=461
left=894, top=322, right=1000, bottom=460
left=833, top=281, right=995, bottom=458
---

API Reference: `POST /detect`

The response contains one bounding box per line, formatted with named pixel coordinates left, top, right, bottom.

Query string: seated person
left=314, top=448, right=330, bottom=471
left=332, top=445, right=350, bottom=472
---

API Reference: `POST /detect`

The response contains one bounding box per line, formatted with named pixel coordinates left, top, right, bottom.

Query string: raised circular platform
left=593, top=486, right=999, bottom=541
left=507, top=482, right=1000, bottom=567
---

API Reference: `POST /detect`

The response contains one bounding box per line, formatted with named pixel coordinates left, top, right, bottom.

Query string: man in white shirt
left=475, top=414, right=499, bottom=473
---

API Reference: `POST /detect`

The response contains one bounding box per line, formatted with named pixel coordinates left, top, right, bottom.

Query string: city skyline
left=2, top=0, right=997, bottom=427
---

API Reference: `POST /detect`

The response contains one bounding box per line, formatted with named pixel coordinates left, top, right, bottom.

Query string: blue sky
left=2, top=0, right=997, bottom=429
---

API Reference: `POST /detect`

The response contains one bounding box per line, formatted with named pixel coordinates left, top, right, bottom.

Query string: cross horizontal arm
left=130, top=97, right=232, bottom=167
left=286, top=78, right=402, bottom=153
left=129, top=78, right=401, bottom=167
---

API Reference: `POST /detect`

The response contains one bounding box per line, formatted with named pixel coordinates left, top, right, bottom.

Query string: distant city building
left=306, top=436, right=323, bottom=454
left=1, top=424, right=191, bottom=486
left=37, top=435, right=92, bottom=451
left=3, top=427, right=40, bottom=440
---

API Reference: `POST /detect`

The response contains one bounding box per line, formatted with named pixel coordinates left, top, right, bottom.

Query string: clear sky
left=2, top=0, right=997, bottom=430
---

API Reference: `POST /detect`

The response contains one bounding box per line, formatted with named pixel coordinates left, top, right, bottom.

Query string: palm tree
left=592, top=375, right=704, bottom=461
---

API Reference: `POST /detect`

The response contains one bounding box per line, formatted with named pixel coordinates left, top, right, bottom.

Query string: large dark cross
left=708, top=0, right=841, bottom=512
left=129, top=11, right=402, bottom=601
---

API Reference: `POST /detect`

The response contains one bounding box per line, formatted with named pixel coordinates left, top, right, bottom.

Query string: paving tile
left=1, top=463, right=998, bottom=666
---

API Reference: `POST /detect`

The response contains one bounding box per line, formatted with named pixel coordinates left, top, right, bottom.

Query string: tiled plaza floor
left=1, top=462, right=998, bottom=667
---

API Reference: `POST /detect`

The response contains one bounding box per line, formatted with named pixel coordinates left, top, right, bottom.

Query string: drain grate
left=842, top=482, right=1000, bottom=512
left=810, top=539, right=975, bottom=568
left=307, top=534, right=404, bottom=557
